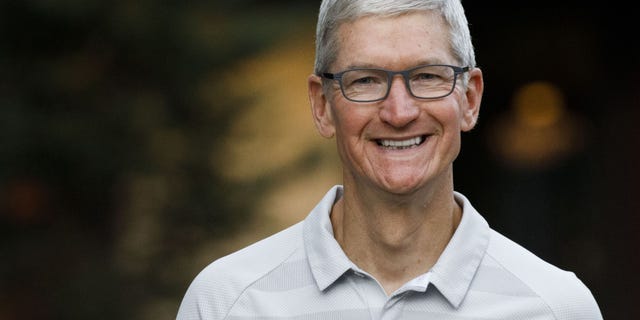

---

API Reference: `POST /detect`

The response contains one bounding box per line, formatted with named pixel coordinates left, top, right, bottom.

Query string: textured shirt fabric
left=177, top=185, right=602, bottom=319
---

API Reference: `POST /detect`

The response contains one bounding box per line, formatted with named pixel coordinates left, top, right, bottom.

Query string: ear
left=308, top=74, right=336, bottom=138
left=461, top=67, right=484, bottom=132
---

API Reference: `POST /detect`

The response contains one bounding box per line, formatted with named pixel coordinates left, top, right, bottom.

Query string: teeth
left=378, top=136, right=424, bottom=149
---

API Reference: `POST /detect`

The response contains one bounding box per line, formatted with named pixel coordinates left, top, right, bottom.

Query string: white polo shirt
left=177, top=186, right=602, bottom=319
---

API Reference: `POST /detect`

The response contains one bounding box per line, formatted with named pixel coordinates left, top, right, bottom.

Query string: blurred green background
left=1, top=1, right=638, bottom=319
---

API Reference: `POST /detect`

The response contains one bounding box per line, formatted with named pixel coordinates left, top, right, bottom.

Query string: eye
left=352, top=76, right=379, bottom=85
left=340, top=69, right=387, bottom=100
left=343, top=71, right=385, bottom=87
left=413, top=72, right=439, bottom=81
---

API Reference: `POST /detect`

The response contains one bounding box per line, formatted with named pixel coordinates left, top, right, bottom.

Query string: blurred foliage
left=0, top=1, right=315, bottom=319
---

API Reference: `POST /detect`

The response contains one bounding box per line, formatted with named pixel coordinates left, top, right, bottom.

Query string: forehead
left=334, top=11, right=452, bottom=70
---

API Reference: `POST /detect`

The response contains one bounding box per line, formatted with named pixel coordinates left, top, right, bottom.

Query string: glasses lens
left=409, top=65, right=457, bottom=99
left=340, top=69, right=388, bottom=102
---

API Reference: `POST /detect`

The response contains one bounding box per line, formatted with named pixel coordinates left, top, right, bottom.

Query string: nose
left=379, top=76, right=420, bottom=128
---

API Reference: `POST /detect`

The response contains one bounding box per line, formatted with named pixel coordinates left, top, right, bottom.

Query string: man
left=177, top=0, right=603, bottom=319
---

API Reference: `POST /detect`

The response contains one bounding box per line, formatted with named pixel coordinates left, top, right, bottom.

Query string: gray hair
left=314, top=0, right=476, bottom=75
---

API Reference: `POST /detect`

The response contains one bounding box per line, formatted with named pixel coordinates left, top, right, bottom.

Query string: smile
left=376, top=136, right=426, bottom=150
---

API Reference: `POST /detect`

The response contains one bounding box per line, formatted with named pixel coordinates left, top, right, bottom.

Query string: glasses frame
left=320, top=64, right=470, bottom=103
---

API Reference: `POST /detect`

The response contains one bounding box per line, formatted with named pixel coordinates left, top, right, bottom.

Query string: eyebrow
left=342, top=59, right=451, bottom=71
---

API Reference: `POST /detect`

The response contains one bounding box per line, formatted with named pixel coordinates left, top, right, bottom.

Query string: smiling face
left=308, top=11, right=483, bottom=197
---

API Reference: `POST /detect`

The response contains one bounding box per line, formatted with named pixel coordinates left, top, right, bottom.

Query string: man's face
left=310, top=11, right=482, bottom=196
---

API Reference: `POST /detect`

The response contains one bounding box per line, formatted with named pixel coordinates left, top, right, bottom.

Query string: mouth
left=375, top=135, right=427, bottom=150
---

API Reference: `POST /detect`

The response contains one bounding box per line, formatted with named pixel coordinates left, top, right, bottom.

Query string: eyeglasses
left=320, top=64, right=469, bottom=103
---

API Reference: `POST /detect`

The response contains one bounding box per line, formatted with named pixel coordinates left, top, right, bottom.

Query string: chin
left=378, top=179, right=426, bottom=196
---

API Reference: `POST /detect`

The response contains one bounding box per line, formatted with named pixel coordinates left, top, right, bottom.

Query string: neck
left=331, top=172, right=462, bottom=295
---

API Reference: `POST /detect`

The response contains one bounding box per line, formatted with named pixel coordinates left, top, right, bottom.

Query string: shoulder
left=486, top=230, right=603, bottom=320
left=176, top=222, right=305, bottom=320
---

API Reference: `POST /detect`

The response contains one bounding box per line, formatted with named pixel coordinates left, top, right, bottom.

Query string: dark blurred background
left=1, top=1, right=638, bottom=319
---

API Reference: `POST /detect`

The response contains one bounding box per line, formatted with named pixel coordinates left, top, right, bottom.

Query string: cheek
left=439, top=106, right=465, bottom=159
left=332, top=103, right=372, bottom=136
left=331, top=107, right=375, bottom=163
left=431, top=102, right=465, bottom=133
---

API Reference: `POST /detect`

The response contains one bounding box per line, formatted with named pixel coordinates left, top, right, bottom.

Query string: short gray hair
left=314, top=0, right=476, bottom=75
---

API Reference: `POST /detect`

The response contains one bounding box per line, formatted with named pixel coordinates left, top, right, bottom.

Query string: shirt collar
left=429, top=192, right=491, bottom=308
left=303, top=186, right=490, bottom=308
left=304, top=185, right=355, bottom=291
